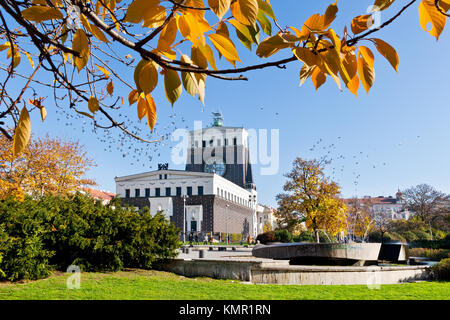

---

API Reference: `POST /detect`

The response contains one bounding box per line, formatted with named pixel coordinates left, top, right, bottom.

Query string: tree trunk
left=314, top=229, right=320, bottom=243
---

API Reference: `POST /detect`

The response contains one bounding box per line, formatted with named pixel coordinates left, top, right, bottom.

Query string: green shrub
left=408, top=248, right=450, bottom=261
left=256, top=231, right=275, bottom=244
left=293, top=231, right=315, bottom=243
left=274, top=229, right=293, bottom=243
left=431, top=258, right=450, bottom=281
left=0, top=194, right=180, bottom=281
left=0, top=198, right=53, bottom=281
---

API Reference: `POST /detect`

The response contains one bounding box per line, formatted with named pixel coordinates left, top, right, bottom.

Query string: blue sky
left=5, top=0, right=450, bottom=207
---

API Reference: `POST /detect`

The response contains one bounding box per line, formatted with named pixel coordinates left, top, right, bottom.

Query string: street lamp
left=182, top=194, right=188, bottom=243
left=226, top=204, right=230, bottom=245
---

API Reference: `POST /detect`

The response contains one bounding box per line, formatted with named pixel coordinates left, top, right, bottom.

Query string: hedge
left=0, top=194, right=180, bottom=281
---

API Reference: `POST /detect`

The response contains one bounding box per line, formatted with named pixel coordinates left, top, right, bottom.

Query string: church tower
left=185, top=112, right=256, bottom=191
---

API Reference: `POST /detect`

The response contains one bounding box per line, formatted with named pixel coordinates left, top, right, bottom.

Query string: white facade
left=256, top=205, right=277, bottom=235
left=115, top=169, right=257, bottom=220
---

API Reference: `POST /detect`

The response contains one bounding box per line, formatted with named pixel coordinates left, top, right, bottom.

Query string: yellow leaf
left=95, top=64, right=110, bottom=78
left=157, top=18, right=178, bottom=51
left=293, top=47, right=319, bottom=67
left=358, top=46, right=375, bottom=68
left=124, top=0, right=160, bottom=24
left=21, top=6, right=63, bottom=23
left=208, top=0, right=231, bottom=20
left=312, top=67, right=326, bottom=90
left=72, top=29, right=89, bottom=72
left=373, top=0, right=395, bottom=11
left=106, top=80, right=114, bottom=96
left=230, top=0, right=259, bottom=26
left=88, top=96, right=100, bottom=113
left=137, top=93, right=147, bottom=120
left=419, top=0, right=446, bottom=40
left=323, top=1, right=338, bottom=29
left=358, top=53, right=375, bottom=94
left=145, top=94, right=157, bottom=132
left=138, top=62, right=158, bottom=94
left=351, top=15, right=373, bottom=35
left=40, top=107, right=47, bottom=122
left=164, top=69, right=182, bottom=106
left=90, top=25, right=109, bottom=43
left=372, top=38, right=399, bottom=72
left=180, top=54, right=200, bottom=98
left=299, top=64, right=316, bottom=87
left=143, top=5, right=167, bottom=29
left=196, top=42, right=217, bottom=70
left=12, top=107, right=31, bottom=159
left=256, top=33, right=295, bottom=58
left=24, top=51, right=35, bottom=69
left=128, top=89, right=139, bottom=106
left=208, top=33, right=241, bottom=65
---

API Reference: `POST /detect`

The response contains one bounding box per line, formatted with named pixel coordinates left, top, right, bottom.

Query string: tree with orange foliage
left=0, top=133, right=95, bottom=200
left=276, top=158, right=347, bottom=243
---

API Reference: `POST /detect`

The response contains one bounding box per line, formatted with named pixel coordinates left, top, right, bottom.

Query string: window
left=187, top=187, right=192, bottom=196
left=202, top=140, right=206, bottom=147
left=198, top=186, right=204, bottom=196
left=221, top=189, right=224, bottom=197
left=159, top=174, right=162, bottom=180
left=233, top=138, right=237, bottom=146
left=125, top=189, right=130, bottom=198
left=145, top=188, right=150, bottom=197
left=135, top=189, right=140, bottom=197
left=176, top=187, right=182, bottom=196
left=155, top=188, right=160, bottom=197
left=164, top=174, right=168, bottom=179
left=209, top=139, right=214, bottom=146
left=166, top=187, right=171, bottom=196
left=224, top=138, right=228, bottom=146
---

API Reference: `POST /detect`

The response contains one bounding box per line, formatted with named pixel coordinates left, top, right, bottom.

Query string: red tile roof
left=83, top=188, right=115, bottom=201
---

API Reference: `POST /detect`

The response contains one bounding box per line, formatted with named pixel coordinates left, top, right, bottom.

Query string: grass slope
left=0, top=270, right=448, bottom=300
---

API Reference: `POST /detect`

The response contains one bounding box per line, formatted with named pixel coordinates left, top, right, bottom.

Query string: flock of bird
left=56, top=102, right=423, bottom=194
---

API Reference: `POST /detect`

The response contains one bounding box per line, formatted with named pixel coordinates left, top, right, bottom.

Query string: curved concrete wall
left=158, top=259, right=430, bottom=285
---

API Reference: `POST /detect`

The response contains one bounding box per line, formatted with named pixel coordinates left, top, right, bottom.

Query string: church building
left=115, top=113, right=258, bottom=240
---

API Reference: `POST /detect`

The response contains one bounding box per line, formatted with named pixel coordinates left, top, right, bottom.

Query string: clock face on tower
left=204, top=157, right=226, bottom=176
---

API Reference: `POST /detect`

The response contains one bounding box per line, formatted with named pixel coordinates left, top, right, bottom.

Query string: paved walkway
left=176, top=245, right=270, bottom=261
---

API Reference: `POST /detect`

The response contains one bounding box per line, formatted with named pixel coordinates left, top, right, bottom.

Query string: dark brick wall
left=120, top=197, right=150, bottom=209
left=213, top=197, right=254, bottom=236
left=172, top=195, right=215, bottom=233
left=119, top=195, right=254, bottom=237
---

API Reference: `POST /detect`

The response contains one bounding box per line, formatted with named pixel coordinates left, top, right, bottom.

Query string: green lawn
left=0, top=269, right=448, bottom=300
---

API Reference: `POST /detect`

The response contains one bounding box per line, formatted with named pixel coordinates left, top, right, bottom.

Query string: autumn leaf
left=358, top=53, right=375, bottom=94
left=137, top=93, right=147, bottom=120
left=124, top=0, right=160, bottom=24
left=208, top=0, right=232, bottom=20
left=293, top=47, right=319, bottom=67
left=351, top=15, right=374, bottom=35
left=139, top=62, right=158, bottom=94
left=231, top=0, right=259, bottom=26
left=88, top=96, right=100, bottom=113
left=21, top=6, right=63, bottom=23
left=12, top=107, right=31, bottom=159
left=371, top=38, right=399, bottom=72
left=208, top=33, right=241, bottom=66
left=107, top=80, right=114, bottom=96
left=72, top=29, right=90, bottom=72
left=312, top=67, right=326, bottom=90
left=419, top=0, right=446, bottom=40
left=40, top=107, right=47, bottom=122
left=128, top=89, right=139, bottom=106
left=145, top=94, right=157, bottom=132
left=373, top=0, right=396, bottom=11
left=164, top=69, right=182, bottom=106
